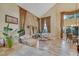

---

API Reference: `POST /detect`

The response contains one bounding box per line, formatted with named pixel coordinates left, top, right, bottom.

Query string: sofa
left=19, top=34, right=37, bottom=47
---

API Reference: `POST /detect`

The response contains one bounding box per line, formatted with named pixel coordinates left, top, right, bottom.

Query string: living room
left=0, top=3, right=78, bottom=56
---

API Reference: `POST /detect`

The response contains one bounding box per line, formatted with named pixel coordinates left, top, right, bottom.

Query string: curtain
left=37, top=18, right=40, bottom=33
left=19, top=7, right=27, bottom=29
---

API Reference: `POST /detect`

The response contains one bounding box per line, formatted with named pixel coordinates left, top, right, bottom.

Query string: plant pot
left=6, top=36, right=13, bottom=48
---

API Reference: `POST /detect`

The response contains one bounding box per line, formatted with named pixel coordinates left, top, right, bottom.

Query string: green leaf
left=17, top=29, right=24, bottom=33
left=3, top=32, right=8, bottom=36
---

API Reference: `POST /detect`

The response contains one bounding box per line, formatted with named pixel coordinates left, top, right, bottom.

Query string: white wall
left=42, top=3, right=79, bottom=39
left=0, top=3, right=38, bottom=38
left=0, top=3, right=19, bottom=37
left=17, top=3, right=56, bottom=17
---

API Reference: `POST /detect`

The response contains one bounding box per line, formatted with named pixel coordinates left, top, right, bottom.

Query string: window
left=64, top=13, right=79, bottom=20
left=41, top=16, right=51, bottom=33
left=43, top=20, right=48, bottom=33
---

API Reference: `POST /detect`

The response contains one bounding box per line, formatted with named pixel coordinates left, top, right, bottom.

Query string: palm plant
left=3, top=24, right=13, bottom=48
left=3, top=24, right=25, bottom=48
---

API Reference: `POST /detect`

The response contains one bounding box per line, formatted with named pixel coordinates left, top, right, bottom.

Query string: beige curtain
left=19, top=7, right=27, bottom=29
left=37, top=18, right=41, bottom=32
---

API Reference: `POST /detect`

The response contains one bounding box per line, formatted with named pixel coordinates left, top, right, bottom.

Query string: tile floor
left=38, top=39, right=77, bottom=56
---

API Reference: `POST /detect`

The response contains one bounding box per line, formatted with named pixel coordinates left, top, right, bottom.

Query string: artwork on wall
left=5, top=15, right=18, bottom=24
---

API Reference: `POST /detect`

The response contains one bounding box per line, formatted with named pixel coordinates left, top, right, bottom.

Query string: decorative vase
left=0, top=38, right=5, bottom=47
left=6, top=36, right=13, bottom=48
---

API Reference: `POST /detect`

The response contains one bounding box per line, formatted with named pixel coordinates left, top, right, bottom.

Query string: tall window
left=41, top=16, right=51, bottom=33
left=43, top=20, right=48, bottom=33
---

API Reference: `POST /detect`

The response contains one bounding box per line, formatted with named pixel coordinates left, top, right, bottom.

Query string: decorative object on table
left=0, top=38, right=5, bottom=47
left=5, top=15, right=18, bottom=24
left=3, top=24, right=14, bottom=48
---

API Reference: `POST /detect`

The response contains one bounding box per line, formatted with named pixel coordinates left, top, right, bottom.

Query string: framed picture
left=5, top=15, right=18, bottom=24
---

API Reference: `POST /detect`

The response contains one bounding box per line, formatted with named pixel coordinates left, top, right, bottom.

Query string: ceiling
left=17, top=3, right=56, bottom=17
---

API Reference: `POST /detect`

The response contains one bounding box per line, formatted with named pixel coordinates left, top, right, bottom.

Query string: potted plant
left=3, top=24, right=13, bottom=48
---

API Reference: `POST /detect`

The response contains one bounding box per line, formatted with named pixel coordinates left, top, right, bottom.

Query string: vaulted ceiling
left=17, top=3, right=56, bottom=17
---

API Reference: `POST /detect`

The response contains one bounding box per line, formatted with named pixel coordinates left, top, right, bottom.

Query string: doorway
left=61, top=9, right=79, bottom=43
